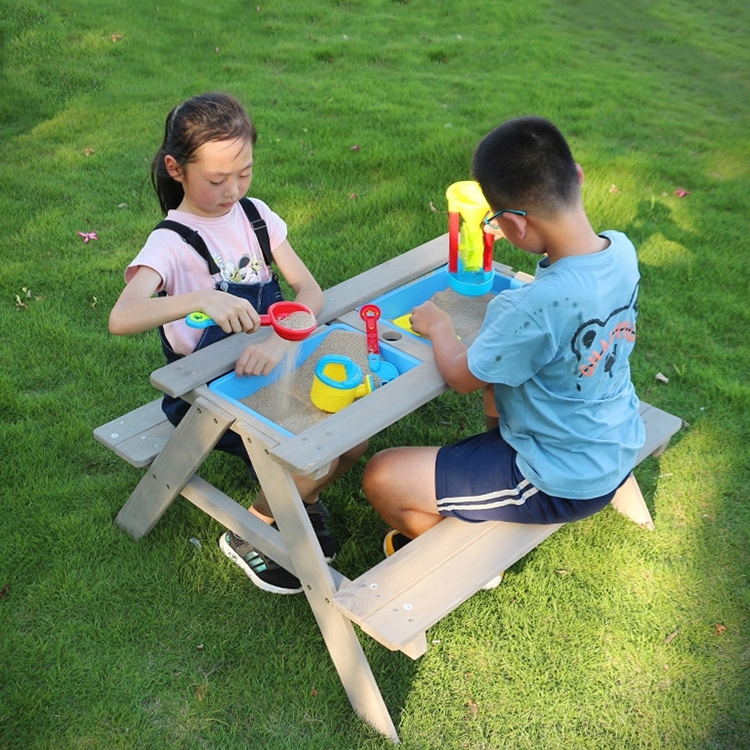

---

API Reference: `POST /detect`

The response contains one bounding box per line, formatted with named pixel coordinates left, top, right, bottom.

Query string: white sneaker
left=482, top=572, right=504, bottom=590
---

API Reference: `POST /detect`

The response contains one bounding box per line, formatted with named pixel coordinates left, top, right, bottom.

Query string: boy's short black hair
left=471, top=116, right=580, bottom=218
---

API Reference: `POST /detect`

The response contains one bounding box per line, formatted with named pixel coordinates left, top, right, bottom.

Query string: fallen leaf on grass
left=465, top=699, right=478, bottom=716
left=664, top=629, right=679, bottom=645
left=714, top=623, right=726, bottom=636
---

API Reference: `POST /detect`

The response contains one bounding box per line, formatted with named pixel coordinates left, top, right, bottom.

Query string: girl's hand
left=409, top=301, right=452, bottom=339
left=234, top=334, right=292, bottom=377
left=203, top=291, right=261, bottom=334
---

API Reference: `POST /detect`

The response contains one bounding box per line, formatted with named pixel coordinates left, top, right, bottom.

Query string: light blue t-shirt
left=468, top=230, right=646, bottom=499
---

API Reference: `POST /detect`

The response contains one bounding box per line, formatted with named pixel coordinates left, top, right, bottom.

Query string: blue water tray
left=209, top=323, right=420, bottom=437
left=367, top=264, right=526, bottom=341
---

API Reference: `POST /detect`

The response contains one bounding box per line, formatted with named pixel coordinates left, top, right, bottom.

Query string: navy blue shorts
left=435, top=429, right=622, bottom=524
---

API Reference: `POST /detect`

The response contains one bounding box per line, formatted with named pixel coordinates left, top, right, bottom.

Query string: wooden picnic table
left=96, top=233, right=682, bottom=742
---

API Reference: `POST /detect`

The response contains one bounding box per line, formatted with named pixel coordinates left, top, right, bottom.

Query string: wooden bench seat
left=94, top=398, right=173, bottom=468
left=331, top=401, right=682, bottom=659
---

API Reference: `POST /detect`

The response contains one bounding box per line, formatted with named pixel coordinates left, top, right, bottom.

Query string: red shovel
left=359, top=304, right=399, bottom=383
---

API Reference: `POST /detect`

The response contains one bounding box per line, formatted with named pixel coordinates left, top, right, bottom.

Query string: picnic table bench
left=94, top=233, right=682, bottom=742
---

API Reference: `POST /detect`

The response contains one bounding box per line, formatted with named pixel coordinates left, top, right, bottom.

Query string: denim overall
left=156, top=199, right=281, bottom=467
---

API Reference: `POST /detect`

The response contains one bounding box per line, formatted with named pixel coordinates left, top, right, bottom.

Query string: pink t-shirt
left=126, top=199, right=287, bottom=354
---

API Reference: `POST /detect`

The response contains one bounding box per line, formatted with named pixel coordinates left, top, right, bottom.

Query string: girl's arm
left=109, top=266, right=261, bottom=336
left=233, top=239, right=324, bottom=377
left=270, top=239, right=324, bottom=314
left=410, top=301, right=487, bottom=394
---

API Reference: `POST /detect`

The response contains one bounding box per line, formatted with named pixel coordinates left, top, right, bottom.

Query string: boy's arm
left=410, top=301, right=487, bottom=394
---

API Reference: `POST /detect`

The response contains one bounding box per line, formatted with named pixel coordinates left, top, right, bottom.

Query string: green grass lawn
left=1, top=0, right=749, bottom=748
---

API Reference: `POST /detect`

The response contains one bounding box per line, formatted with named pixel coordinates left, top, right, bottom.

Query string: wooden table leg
left=237, top=422, right=401, bottom=743
left=610, top=472, right=655, bottom=530
left=114, top=397, right=235, bottom=540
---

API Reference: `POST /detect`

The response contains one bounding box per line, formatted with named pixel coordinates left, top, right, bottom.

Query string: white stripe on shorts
left=437, top=478, right=539, bottom=514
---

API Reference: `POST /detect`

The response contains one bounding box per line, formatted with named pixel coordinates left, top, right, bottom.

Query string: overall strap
left=238, top=197, right=272, bottom=266
left=154, top=220, right=221, bottom=275
left=154, top=199, right=275, bottom=358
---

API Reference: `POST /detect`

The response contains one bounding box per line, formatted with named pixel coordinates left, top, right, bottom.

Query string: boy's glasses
left=483, top=208, right=527, bottom=229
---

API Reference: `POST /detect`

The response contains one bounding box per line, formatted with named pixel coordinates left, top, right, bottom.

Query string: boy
left=363, top=116, right=645, bottom=555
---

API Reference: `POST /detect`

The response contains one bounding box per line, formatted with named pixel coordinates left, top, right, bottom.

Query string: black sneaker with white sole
left=220, top=530, right=303, bottom=595
left=219, top=501, right=337, bottom=595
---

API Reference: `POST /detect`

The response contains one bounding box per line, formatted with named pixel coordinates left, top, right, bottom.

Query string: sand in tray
left=430, top=288, right=494, bottom=339
left=241, top=329, right=374, bottom=435
left=240, top=289, right=494, bottom=434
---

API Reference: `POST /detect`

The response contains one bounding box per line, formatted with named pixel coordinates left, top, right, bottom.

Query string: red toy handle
left=360, top=303, right=381, bottom=355
left=483, top=230, right=494, bottom=272
left=448, top=211, right=460, bottom=274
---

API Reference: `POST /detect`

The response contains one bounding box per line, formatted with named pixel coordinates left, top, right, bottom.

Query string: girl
left=110, top=92, right=366, bottom=594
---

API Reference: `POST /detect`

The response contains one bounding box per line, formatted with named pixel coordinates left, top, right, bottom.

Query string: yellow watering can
left=310, top=355, right=374, bottom=413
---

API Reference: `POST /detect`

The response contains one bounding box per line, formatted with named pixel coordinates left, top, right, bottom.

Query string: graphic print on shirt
left=215, top=254, right=267, bottom=285
left=570, top=281, right=639, bottom=390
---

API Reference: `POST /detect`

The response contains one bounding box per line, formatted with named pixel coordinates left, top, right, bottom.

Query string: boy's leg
left=362, top=446, right=443, bottom=538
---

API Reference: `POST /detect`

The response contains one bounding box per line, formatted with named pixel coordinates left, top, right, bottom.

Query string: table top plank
left=269, top=360, right=447, bottom=475
left=317, top=233, right=448, bottom=321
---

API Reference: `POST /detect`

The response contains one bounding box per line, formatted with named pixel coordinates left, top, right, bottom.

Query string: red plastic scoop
left=186, top=300, right=317, bottom=341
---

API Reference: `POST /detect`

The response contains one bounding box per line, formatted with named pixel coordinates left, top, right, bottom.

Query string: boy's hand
left=203, top=291, right=261, bottom=334
left=410, top=301, right=452, bottom=339
left=234, top=335, right=291, bottom=377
